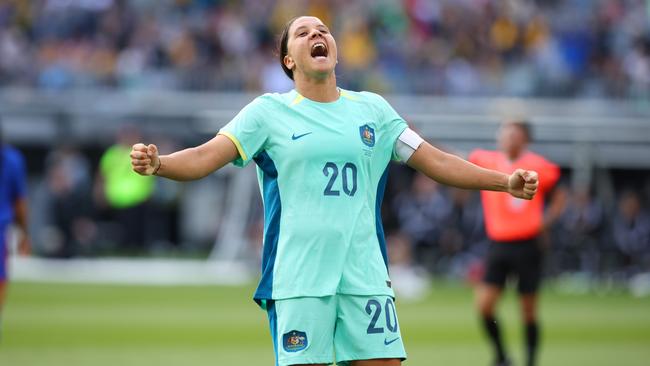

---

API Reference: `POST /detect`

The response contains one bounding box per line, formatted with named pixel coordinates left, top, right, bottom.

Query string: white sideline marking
left=9, top=257, right=253, bottom=286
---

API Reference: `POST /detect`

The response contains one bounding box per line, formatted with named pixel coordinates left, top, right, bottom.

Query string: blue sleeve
left=218, top=96, right=270, bottom=167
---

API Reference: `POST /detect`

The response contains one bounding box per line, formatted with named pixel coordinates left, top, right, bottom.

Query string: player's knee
left=479, top=302, right=495, bottom=317
left=522, top=306, right=536, bottom=323
left=477, top=297, right=495, bottom=316
left=476, top=289, right=498, bottom=316
left=520, top=296, right=538, bottom=323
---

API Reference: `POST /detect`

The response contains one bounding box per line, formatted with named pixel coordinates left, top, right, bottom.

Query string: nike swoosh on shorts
left=384, top=337, right=400, bottom=346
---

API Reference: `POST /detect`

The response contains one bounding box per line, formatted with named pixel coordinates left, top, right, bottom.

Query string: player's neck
left=505, top=148, right=526, bottom=162
left=294, top=73, right=339, bottom=103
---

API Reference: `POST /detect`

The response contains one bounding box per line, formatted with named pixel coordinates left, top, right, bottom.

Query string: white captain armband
left=395, top=128, right=425, bottom=162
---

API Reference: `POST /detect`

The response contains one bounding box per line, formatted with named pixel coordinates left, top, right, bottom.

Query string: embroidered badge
left=283, top=330, right=308, bottom=352
left=359, top=124, right=376, bottom=147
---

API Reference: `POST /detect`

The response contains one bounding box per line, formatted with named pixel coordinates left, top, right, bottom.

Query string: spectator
left=553, top=184, right=605, bottom=277
left=438, top=187, right=488, bottom=277
left=612, top=190, right=650, bottom=277
left=392, top=172, right=453, bottom=272
left=42, top=145, right=96, bottom=257
left=0, top=1, right=648, bottom=98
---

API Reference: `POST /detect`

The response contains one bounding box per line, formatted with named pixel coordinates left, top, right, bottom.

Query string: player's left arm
left=10, top=150, right=31, bottom=255
left=405, top=140, right=539, bottom=200
left=13, top=197, right=31, bottom=255
left=376, top=94, right=537, bottom=199
left=542, top=185, right=568, bottom=230
left=539, top=160, right=564, bottom=230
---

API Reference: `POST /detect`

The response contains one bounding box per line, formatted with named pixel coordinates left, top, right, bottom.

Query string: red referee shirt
left=469, top=149, right=560, bottom=242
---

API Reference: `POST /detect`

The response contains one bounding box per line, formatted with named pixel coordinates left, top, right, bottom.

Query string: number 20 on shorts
left=366, top=298, right=398, bottom=334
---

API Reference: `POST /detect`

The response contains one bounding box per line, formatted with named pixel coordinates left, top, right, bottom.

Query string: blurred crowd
left=31, top=126, right=182, bottom=258
left=1, top=0, right=649, bottom=98
left=381, top=168, right=650, bottom=284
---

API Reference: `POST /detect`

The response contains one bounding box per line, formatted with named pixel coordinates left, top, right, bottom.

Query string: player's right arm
left=131, top=134, right=240, bottom=181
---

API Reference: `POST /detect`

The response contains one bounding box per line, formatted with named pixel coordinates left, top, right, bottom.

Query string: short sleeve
left=218, top=97, right=270, bottom=167
left=363, top=92, right=409, bottom=161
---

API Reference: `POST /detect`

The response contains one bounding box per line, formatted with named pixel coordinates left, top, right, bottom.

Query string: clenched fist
left=131, top=143, right=160, bottom=176
left=507, top=168, right=538, bottom=200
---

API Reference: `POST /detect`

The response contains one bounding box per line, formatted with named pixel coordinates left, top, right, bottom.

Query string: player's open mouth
left=311, top=42, right=328, bottom=59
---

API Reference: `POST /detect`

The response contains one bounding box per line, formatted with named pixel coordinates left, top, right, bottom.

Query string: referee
left=469, top=120, right=561, bottom=366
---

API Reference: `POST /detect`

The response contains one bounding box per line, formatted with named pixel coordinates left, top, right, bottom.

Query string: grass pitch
left=1, top=281, right=649, bottom=365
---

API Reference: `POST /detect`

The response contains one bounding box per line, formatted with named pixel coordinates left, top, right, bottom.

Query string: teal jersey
left=219, top=89, right=408, bottom=305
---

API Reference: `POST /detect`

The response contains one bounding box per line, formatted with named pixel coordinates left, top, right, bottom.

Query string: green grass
left=1, top=281, right=649, bottom=365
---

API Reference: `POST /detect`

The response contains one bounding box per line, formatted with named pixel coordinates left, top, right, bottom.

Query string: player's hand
left=131, top=143, right=160, bottom=176
left=507, top=169, right=538, bottom=200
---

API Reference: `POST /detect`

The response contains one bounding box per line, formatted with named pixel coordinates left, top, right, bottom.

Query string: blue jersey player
left=0, top=119, right=31, bottom=337
left=131, top=16, right=540, bottom=366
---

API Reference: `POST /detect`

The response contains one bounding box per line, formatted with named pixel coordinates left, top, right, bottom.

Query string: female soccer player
left=0, top=119, right=31, bottom=337
left=131, top=16, right=539, bottom=366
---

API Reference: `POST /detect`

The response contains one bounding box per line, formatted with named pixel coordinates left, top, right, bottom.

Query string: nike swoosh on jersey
left=384, top=337, right=400, bottom=346
left=291, top=132, right=313, bottom=140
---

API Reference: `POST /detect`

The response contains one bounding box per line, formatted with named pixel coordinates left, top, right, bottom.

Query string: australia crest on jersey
left=283, top=330, right=308, bottom=352
left=359, top=124, right=376, bottom=147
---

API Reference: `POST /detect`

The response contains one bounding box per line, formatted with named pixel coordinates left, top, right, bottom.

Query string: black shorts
left=483, top=238, right=543, bottom=294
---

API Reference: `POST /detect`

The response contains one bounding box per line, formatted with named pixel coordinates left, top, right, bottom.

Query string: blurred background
left=1, top=0, right=649, bottom=365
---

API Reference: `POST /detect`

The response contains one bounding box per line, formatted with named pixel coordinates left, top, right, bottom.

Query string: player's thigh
left=334, top=295, right=406, bottom=365
left=269, top=296, right=337, bottom=366
left=516, top=241, right=544, bottom=295
left=482, top=243, right=511, bottom=289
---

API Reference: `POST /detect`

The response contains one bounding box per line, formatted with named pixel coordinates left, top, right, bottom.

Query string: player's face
left=498, top=123, right=527, bottom=157
left=284, top=16, right=337, bottom=80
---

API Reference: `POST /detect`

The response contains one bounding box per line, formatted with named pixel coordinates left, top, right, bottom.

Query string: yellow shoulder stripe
left=290, top=94, right=305, bottom=106
left=340, top=90, right=358, bottom=101
left=218, top=131, right=248, bottom=162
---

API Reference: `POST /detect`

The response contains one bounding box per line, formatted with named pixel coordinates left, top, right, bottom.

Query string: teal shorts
left=266, top=294, right=406, bottom=365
